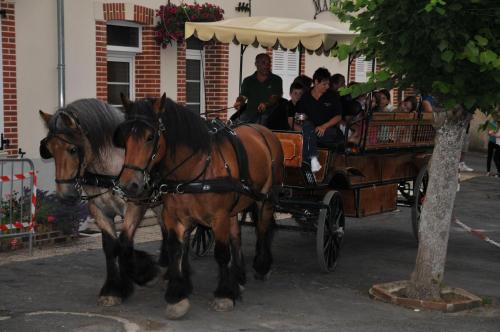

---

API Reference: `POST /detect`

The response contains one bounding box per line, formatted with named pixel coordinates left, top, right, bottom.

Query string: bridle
left=39, top=111, right=86, bottom=189
left=114, top=115, right=166, bottom=190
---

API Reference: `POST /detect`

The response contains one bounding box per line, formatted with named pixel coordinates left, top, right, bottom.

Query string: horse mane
left=161, top=98, right=212, bottom=156
left=48, top=98, right=124, bottom=163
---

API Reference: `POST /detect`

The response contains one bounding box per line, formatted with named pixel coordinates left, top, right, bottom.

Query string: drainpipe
left=57, top=0, right=65, bottom=108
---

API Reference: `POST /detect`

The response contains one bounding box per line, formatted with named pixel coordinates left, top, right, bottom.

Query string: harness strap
left=80, top=172, right=117, bottom=188
left=159, top=177, right=267, bottom=201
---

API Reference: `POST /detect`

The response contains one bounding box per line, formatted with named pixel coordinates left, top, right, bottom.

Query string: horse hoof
left=97, top=296, right=122, bottom=307
left=254, top=270, right=272, bottom=281
left=212, top=298, right=234, bottom=312
left=166, top=298, right=190, bottom=320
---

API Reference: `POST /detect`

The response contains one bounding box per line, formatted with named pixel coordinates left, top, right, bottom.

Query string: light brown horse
left=114, top=94, right=284, bottom=319
left=39, top=99, right=166, bottom=306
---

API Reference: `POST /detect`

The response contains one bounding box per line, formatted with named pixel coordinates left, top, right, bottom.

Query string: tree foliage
left=332, top=0, right=500, bottom=114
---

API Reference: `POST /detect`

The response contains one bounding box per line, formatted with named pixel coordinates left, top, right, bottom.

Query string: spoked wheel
left=398, top=181, right=413, bottom=202
left=189, top=225, right=214, bottom=258
left=411, top=164, right=429, bottom=241
left=316, top=190, right=345, bottom=272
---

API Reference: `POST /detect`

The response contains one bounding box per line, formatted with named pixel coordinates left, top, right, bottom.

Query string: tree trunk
left=406, top=105, right=470, bottom=300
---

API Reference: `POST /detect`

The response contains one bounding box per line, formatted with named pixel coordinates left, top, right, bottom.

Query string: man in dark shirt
left=296, top=67, right=344, bottom=172
left=233, top=53, right=283, bottom=124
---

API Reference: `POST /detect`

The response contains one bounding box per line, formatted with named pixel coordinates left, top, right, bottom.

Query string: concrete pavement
left=0, top=152, right=499, bottom=331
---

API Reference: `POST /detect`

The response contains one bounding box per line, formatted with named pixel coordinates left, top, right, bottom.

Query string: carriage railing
left=345, top=112, right=435, bottom=153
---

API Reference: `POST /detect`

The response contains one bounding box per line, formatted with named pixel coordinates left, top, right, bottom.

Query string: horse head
left=39, top=109, right=93, bottom=203
left=114, top=93, right=168, bottom=198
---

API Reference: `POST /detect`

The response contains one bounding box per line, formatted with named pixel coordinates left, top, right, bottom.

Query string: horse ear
left=39, top=110, right=53, bottom=127
left=59, top=112, right=78, bottom=129
left=153, top=93, right=167, bottom=114
left=121, top=93, right=131, bottom=110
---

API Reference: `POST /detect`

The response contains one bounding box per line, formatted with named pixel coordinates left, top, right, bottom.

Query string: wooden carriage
left=272, top=111, right=434, bottom=272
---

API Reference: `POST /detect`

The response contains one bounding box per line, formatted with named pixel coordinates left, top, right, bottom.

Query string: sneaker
left=311, top=156, right=322, bottom=173
left=458, top=162, right=474, bottom=172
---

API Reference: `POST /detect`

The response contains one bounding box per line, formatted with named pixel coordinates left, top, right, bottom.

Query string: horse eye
left=69, top=147, right=78, bottom=155
left=146, top=134, right=155, bottom=142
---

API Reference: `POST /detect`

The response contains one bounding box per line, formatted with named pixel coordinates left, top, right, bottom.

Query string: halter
left=39, top=111, right=116, bottom=201
left=115, top=115, right=166, bottom=190
left=39, top=111, right=86, bottom=186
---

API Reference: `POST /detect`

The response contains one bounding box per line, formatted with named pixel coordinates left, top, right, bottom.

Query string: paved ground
left=0, top=152, right=499, bottom=331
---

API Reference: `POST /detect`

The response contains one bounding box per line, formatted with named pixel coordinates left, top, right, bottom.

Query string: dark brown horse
left=39, top=99, right=167, bottom=306
left=114, top=94, right=284, bottom=319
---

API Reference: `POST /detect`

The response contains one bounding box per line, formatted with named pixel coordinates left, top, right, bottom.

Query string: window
left=355, top=55, right=374, bottom=83
left=107, top=55, right=134, bottom=106
left=106, top=21, right=141, bottom=53
left=185, top=39, right=205, bottom=114
left=272, top=48, right=299, bottom=99
left=106, top=21, right=141, bottom=107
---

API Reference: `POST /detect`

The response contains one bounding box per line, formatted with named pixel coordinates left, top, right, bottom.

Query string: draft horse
left=39, top=99, right=167, bottom=306
left=114, top=94, right=284, bottom=319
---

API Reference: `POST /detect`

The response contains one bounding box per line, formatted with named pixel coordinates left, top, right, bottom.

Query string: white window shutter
left=272, top=48, right=299, bottom=99
left=354, top=55, right=374, bottom=83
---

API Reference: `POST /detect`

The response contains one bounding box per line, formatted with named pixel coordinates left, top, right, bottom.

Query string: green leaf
left=479, top=50, right=497, bottom=65
left=474, top=35, right=488, bottom=47
left=438, top=40, right=448, bottom=51
left=435, top=7, right=445, bottom=15
left=464, top=96, right=476, bottom=110
left=335, top=44, right=351, bottom=61
left=441, top=50, right=454, bottom=63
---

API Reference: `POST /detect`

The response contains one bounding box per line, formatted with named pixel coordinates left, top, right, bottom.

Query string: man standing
left=233, top=53, right=283, bottom=124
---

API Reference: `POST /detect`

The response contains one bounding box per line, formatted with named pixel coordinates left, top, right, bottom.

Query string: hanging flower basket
left=155, top=2, right=224, bottom=48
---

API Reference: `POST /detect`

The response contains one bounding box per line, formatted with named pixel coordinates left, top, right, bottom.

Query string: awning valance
left=185, top=16, right=355, bottom=54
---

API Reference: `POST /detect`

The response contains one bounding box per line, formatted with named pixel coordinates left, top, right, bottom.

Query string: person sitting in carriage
left=264, top=81, right=305, bottom=131
left=231, top=53, right=283, bottom=124
left=296, top=67, right=344, bottom=172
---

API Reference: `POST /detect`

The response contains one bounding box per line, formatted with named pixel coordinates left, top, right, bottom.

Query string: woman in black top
left=296, top=67, right=344, bottom=172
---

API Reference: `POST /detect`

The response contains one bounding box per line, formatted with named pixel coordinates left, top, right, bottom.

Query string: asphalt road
left=0, top=153, right=499, bottom=331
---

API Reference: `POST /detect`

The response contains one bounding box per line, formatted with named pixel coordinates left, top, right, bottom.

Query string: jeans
left=302, top=121, right=344, bottom=161
left=487, top=141, right=497, bottom=173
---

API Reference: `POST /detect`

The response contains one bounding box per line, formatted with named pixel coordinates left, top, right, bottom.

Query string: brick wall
left=95, top=21, right=107, bottom=101
left=135, top=25, right=160, bottom=99
left=177, top=41, right=229, bottom=120
left=96, top=3, right=159, bottom=102
left=176, top=42, right=186, bottom=104
left=1, top=0, right=17, bottom=155
left=204, top=42, right=228, bottom=120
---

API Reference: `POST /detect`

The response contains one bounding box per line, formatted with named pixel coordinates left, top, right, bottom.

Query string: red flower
left=47, top=215, right=55, bottom=223
left=14, top=221, right=23, bottom=229
left=0, top=224, right=8, bottom=232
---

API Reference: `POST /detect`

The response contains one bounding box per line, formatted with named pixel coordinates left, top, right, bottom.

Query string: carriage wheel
left=397, top=181, right=413, bottom=202
left=411, top=165, right=429, bottom=241
left=189, top=225, right=214, bottom=257
left=316, top=190, right=345, bottom=272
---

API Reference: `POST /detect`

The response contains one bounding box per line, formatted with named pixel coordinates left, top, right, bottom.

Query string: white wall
left=15, top=0, right=350, bottom=191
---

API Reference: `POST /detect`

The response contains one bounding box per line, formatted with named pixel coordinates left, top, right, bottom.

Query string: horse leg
left=118, top=202, right=159, bottom=286
left=212, top=213, right=241, bottom=312
left=89, top=204, right=132, bottom=306
left=229, top=215, right=246, bottom=290
left=164, top=214, right=191, bottom=319
left=253, top=201, right=275, bottom=280
left=153, top=205, right=169, bottom=275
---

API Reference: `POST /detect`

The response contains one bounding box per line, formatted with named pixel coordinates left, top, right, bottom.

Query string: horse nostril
left=125, top=182, right=140, bottom=196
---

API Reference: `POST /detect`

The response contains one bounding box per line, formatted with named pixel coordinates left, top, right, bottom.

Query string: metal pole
left=57, top=0, right=66, bottom=108
left=238, top=45, right=248, bottom=95
left=249, top=0, right=252, bottom=17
